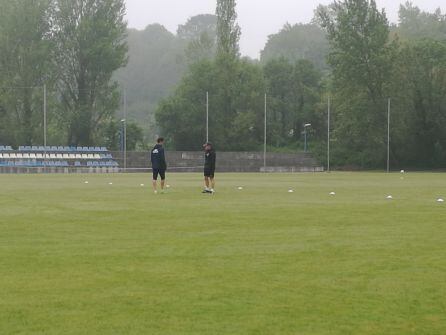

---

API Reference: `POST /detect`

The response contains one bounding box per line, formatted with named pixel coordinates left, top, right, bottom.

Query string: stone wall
left=112, top=151, right=323, bottom=173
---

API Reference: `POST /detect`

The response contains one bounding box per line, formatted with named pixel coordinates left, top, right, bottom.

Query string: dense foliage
left=156, top=0, right=446, bottom=169
left=0, top=0, right=139, bottom=148
left=1, top=0, right=445, bottom=168
left=261, top=23, right=329, bottom=72
left=114, top=14, right=217, bottom=141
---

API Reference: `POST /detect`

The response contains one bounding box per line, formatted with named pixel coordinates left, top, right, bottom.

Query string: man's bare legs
left=152, top=180, right=158, bottom=193
left=204, top=177, right=215, bottom=193
left=153, top=179, right=165, bottom=194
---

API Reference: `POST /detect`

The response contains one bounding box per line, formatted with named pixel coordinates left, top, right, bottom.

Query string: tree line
left=157, top=0, right=446, bottom=169
left=1, top=0, right=445, bottom=169
left=0, top=0, right=132, bottom=148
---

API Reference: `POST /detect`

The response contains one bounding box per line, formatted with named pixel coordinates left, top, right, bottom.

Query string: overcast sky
left=125, top=0, right=444, bottom=58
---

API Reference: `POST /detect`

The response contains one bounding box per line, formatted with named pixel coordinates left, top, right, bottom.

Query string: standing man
left=151, top=137, right=167, bottom=194
left=202, top=142, right=216, bottom=194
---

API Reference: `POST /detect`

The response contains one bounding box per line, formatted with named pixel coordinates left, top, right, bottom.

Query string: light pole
left=327, top=96, right=331, bottom=172
left=264, top=93, right=267, bottom=170
left=43, top=84, right=47, bottom=170
left=387, top=98, right=391, bottom=173
left=121, top=118, right=126, bottom=172
left=122, top=87, right=127, bottom=172
left=303, top=123, right=311, bottom=153
left=206, top=91, right=209, bottom=143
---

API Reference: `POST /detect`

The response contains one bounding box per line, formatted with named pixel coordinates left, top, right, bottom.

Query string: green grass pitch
left=1, top=172, right=446, bottom=334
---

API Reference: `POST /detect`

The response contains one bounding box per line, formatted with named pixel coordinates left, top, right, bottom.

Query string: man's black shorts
left=153, top=169, right=166, bottom=181
left=204, top=169, right=215, bottom=178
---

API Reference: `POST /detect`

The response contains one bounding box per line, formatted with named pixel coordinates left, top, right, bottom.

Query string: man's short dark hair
left=157, top=137, right=164, bottom=143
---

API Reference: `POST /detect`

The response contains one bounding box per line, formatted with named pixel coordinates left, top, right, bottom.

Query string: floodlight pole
left=387, top=98, right=391, bottom=173
left=206, top=91, right=209, bottom=142
left=264, top=93, right=267, bottom=170
left=123, top=88, right=127, bottom=172
left=327, top=95, right=331, bottom=173
left=43, top=84, right=47, bottom=170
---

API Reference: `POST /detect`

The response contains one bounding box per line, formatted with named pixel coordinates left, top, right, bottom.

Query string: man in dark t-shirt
left=151, top=137, right=167, bottom=194
left=202, top=142, right=216, bottom=194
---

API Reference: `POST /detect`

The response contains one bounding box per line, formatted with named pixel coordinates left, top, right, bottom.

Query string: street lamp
left=121, top=118, right=126, bottom=172
left=303, top=123, right=312, bottom=153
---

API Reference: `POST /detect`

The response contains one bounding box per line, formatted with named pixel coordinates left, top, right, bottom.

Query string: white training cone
left=238, top=187, right=243, bottom=190
left=329, top=192, right=336, bottom=196
left=288, top=189, right=294, bottom=193
left=437, top=198, right=444, bottom=203
left=84, top=181, right=89, bottom=184
left=386, top=195, right=393, bottom=200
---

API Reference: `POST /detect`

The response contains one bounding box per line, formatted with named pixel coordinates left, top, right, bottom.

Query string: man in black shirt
left=151, top=137, right=167, bottom=194
left=202, top=142, right=216, bottom=194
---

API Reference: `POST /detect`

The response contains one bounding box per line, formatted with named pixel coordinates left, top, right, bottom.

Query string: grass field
left=1, top=172, right=446, bottom=334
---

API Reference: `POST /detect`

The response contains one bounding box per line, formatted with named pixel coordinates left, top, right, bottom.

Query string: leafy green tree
left=99, top=118, right=144, bottom=151
left=114, top=24, right=184, bottom=137
left=178, top=14, right=217, bottom=41
left=390, top=39, right=446, bottom=168
left=216, top=0, right=241, bottom=59
left=0, top=0, right=53, bottom=146
left=156, top=58, right=266, bottom=151
left=397, top=2, right=446, bottom=41
left=53, top=0, right=128, bottom=146
left=318, top=0, right=396, bottom=167
left=125, top=121, right=144, bottom=150
left=184, top=32, right=217, bottom=64
left=263, top=58, right=296, bottom=146
left=261, top=23, right=329, bottom=72
left=155, top=60, right=214, bottom=150
left=264, top=58, right=323, bottom=148
left=115, top=15, right=218, bottom=140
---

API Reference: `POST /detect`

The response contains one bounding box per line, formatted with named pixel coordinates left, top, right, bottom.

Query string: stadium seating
left=0, top=145, right=119, bottom=169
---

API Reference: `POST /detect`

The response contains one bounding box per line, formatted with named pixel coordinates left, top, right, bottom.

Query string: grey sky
left=125, top=0, right=444, bottom=58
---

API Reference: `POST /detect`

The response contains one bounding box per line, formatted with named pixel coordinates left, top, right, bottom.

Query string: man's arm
left=160, top=148, right=167, bottom=169
left=210, top=152, right=216, bottom=171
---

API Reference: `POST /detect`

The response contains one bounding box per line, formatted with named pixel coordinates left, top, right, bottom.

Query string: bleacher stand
left=0, top=145, right=119, bottom=173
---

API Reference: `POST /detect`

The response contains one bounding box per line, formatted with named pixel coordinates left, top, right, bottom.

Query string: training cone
left=288, top=189, right=294, bottom=193
left=437, top=198, right=444, bottom=203
left=386, top=195, right=393, bottom=200
left=238, top=187, right=243, bottom=190
left=329, top=192, right=336, bottom=196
